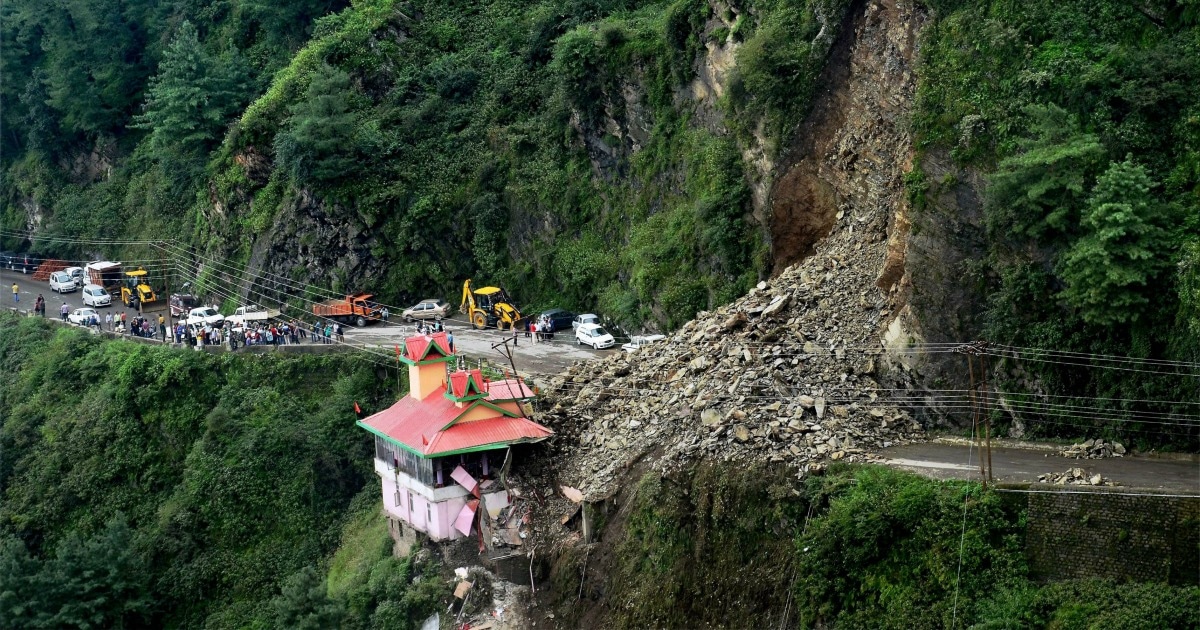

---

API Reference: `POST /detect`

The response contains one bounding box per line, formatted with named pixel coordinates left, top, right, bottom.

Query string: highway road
left=881, top=439, right=1200, bottom=493
left=2, top=266, right=169, bottom=320
left=6, top=263, right=1198, bottom=487
left=2, top=266, right=609, bottom=375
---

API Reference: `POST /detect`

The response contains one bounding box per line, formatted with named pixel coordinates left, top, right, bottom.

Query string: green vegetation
left=576, top=463, right=1199, bottom=629
left=1, top=0, right=850, bottom=331
left=0, top=315, right=439, bottom=628
left=912, top=0, right=1200, bottom=445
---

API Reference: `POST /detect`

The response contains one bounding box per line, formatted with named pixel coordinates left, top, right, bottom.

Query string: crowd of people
left=31, top=293, right=462, bottom=356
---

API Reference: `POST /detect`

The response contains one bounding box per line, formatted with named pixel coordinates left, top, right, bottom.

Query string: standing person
left=158, top=314, right=167, bottom=342
left=11, top=282, right=18, bottom=304
left=381, top=306, right=390, bottom=322
left=336, top=322, right=344, bottom=343
left=59, top=302, right=69, bottom=321
left=530, top=320, right=538, bottom=344
left=324, top=323, right=332, bottom=344
left=105, top=312, right=112, bottom=330
left=512, top=325, right=518, bottom=347
left=34, top=294, right=43, bottom=316
left=120, top=311, right=128, bottom=332
left=447, top=330, right=455, bottom=354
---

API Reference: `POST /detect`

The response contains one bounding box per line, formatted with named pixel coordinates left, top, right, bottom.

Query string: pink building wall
left=375, top=457, right=469, bottom=541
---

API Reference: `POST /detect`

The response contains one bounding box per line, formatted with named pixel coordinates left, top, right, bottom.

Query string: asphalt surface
left=344, top=315, right=611, bottom=376
left=2, top=266, right=169, bottom=320
left=881, top=440, right=1200, bottom=493
left=3, top=267, right=608, bottom=374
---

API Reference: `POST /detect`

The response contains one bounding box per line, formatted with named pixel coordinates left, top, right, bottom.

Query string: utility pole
left=980, top=341, right=993, bottom=482
left=954, top=340, right=991, bottom=488
left=491, top=336, right=530, bottom=419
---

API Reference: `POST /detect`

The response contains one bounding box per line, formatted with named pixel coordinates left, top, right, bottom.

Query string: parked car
left=13, top=253, right=34, bottom=274
left=49, top=271, right=78, bottom=293
left=622, top=334, right=666, bottom=353
left=402, top=299, right=449, bottom=321
left=81, top=283, right=112, bottom=307
left=170, top=293, right=200, bottom=317
left=185, top=306, right=225, bottom=328
left=572, top=313, right=600, bottom=330
left=63, top=266, right=86, bottom=287
left=540, top=308, right=576, bottom=332
left=575, top=323, right=615, bottom=349
left=67, top=307, right=99, bottom=325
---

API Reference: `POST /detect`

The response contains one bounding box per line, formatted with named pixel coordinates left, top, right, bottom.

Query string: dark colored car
left=170, top=293, right=200, bottom=317
left=539, top=308, right=577, bottom=332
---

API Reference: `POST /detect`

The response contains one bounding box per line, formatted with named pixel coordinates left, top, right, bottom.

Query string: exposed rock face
left=769, top=0, right=926, bottom=276
left=245, top=189, right=387, bottom=301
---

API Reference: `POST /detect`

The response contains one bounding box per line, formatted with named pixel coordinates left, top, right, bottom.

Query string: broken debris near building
left=357, top=331, right=553, bottom=543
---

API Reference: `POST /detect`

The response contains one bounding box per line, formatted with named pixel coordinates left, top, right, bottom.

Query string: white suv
left=81, top=283, right=112, bottom=307
left=49, top=271, right=78, bottom=293
left=186, top=306, right=225, bottom=328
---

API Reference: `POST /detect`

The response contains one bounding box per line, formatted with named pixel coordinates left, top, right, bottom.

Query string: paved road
left=881, top=440, right=1200, bottom=493
left=2, top=267, right=169, bottom=320
left=344, top=316, right=612, bottom=376
left=3, top=267, right=607, bottom=375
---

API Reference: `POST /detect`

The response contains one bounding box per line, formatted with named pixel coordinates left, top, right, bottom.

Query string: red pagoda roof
left=448, top=369, right=487, bottom=400
left=358, top=383, right=552, bottom=457
left=484, top=378, right=535, bottom=401
left=402, top=332, right=452, bottom=364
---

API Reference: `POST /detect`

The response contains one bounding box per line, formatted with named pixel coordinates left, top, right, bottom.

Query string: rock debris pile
left=535, top=214, right=925, bottom=498
left=1059, top=439, right=1126, bottom=459
left=1038, top=467, right=1118, bottom=486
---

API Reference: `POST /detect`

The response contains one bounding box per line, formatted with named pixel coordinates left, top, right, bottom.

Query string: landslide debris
left=535, top=205, right=924, bottom=499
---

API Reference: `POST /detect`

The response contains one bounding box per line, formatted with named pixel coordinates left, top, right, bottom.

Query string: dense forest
left=2, top=0, right=1197, bottom=330
left=0, top=315, right=441, bottom=628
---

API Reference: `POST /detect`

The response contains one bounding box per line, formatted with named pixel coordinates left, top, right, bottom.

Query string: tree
left=274, top=63, right=361, bottom=186
left=0, top=516, right=150, bottom=629
left=40, top=0, right=148, bottom=136
left=1178, top=240, right=1200, bottom=342
left=19, top=70, right=60, bottom=156
left=1058, top=158, right=1176, bottom=326
left=272, top=566, right=345, bottom=629
left=133, top=21, right=246, bottom=162
left=985, top=104, right=1106, bottom=241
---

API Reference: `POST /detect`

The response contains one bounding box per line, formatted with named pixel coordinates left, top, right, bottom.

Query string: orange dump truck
left=312, top=294, right=382, bottom=327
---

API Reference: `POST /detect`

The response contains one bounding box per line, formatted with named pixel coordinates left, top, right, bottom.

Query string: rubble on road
left=1038, top=467, right=1118, bottom=486
left=531, top=202, right=927, bottom=499
left=1060, top=439, right=1126, bottom=459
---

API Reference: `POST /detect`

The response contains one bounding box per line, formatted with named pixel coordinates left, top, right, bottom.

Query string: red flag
left=394, top=344, right=401, bottom=359
left=354, top=401, right=362, bottom=414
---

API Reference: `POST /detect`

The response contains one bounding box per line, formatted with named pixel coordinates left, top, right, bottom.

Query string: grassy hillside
left=0, top=314, right=439, bottom=628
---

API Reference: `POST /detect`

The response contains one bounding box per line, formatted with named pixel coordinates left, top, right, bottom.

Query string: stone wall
left=1021, top=487, right=1200, bottom=585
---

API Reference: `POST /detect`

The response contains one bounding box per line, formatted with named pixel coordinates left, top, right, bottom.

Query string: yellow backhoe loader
left=460, top=279, right=522, bottom=330
left=120, top=268, right=158, bottom=308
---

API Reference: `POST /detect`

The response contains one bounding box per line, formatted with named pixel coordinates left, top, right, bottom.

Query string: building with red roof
left=358, top=332, right=552, bottom=541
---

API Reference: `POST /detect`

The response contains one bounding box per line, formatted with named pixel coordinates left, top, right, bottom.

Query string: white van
left=81, top=283, right=112, bottom=307
left=49, top=271, right=78, bottom=293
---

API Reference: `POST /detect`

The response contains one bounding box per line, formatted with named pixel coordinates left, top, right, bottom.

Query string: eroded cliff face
left=768, top=0, right=925, bottom=279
